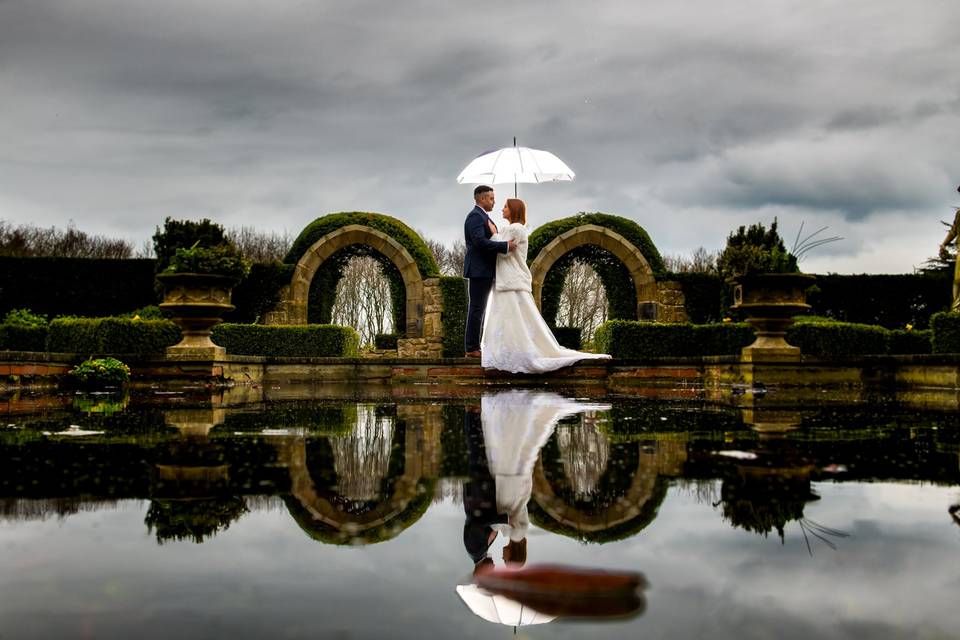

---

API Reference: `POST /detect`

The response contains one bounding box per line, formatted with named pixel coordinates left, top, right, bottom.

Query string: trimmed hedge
left=664, top=272, right=727, bottom=324
left=595, top=318, right=934, bottom=358
left=0, top=257, right=157, bottom=319
left=931, top=311, right=960, bottom=354
left=0, top=325, right=48, bottom=351
left=527, top=212, right=666, bottom=276
left=46, top=318, right=181, bottom=356
left=594, top=321, right=754, bottom=358
left=284, top=212, right=440, bottom=278
left=439, top=276, right=467, bottom=358
left=211, top=324, right=359, bottom=357
left=806, top=273, right=951, bottom=330
left=226, top=262, right=296, bottom=324
left=550, top=326, right=582, bottom=350
left=374, top=333, right=399, bottom=350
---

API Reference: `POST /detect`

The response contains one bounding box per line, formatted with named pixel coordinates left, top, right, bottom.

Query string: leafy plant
left=3, top=308, right=48, bottom=326
left=152, top=217, right=229, bottom=273
left=164, top=243, right=251, bottom=280
left=68, top=357, right=131, bottom=387
left=717, top=219, right=799, bottom=279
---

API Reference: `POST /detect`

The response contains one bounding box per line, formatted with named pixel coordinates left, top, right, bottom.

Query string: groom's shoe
left=466, top=350, right=482, bottom=358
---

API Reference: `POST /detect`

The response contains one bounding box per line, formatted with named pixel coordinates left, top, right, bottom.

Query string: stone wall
left=656, top=280, right=688, bottom=323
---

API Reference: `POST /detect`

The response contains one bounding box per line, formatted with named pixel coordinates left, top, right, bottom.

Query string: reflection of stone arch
left=271, top=417, right=432, bottom=545
left=529, top=222, right=660, bottom=322
left=529, top=431, right=686, bottom=543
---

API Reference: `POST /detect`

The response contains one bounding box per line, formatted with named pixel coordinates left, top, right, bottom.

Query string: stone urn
left=157, top=272, right=237, bottom=358
left=732, top=273, right=815, bottom=361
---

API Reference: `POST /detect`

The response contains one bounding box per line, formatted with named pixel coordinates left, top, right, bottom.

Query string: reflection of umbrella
left=456, top=584, right=555, bottom=628
left=457, top=137, right=575, bottom=197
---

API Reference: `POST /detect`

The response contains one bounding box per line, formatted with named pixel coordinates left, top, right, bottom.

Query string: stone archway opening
left=530, top=224, right=660, bottom=324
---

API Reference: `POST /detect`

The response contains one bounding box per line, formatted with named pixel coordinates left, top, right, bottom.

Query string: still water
left=1, top=386, right=959, bottom=639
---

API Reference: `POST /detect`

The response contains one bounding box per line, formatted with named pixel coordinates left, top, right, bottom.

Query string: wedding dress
left=480, top=222, right=612, bottom=373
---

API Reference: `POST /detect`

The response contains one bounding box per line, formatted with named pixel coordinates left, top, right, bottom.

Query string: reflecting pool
left=1, top=386, right=959, bottom=639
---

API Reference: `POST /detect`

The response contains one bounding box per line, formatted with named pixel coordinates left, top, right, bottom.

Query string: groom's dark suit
left=463, top=205, right=508, bottom=354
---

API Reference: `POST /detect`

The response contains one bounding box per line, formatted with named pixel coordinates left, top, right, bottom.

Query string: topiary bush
left=717, top=218, right=798, bottom=278
left=47, top=317, right=181, bottom=356
left=887, top=329, right=932, bottom=355
left=164, top=244, right=251, bottom=280
left=931, top=311, right=960, bottom=354
left=211, top=324, right=359, bottom=357
left=439, top=276, right=467, bottom=358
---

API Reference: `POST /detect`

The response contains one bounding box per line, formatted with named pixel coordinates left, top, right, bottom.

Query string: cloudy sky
left=1, top=0, right=958, bottom=273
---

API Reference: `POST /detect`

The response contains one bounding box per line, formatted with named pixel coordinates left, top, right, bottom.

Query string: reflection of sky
left=0, top=482, right=958, bottom=638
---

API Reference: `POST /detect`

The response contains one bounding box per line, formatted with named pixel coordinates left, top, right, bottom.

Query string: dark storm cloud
left=1, top=0, right=959, bottom=271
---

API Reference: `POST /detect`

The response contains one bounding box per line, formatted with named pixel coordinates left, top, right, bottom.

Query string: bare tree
left=331, top=256, right=393, bottom=346
left=0, top=219, right=134, bottom=258
left=662, top=246, right=720, bottom=274
left=423, top=235, right=466, bottom=276
left=225, top=226, right=293, bottom=262
left=556, top=260, right=608, bottom=343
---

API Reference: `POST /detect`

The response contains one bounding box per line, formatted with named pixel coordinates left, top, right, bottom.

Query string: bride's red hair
left=506, top=198, right=526, bottom=225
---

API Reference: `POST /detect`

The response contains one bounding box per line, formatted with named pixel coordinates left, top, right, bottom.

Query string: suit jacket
left=463, top=205, right=508, bottom=278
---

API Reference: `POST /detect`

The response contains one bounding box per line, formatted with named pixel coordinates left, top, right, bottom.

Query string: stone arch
left=265, top=224, right=434, bottom=338
left=530, top=224, right=659, bottom=321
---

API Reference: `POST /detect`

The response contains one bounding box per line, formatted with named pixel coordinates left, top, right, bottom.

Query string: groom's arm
left=466, top=213, right=508, bottom=254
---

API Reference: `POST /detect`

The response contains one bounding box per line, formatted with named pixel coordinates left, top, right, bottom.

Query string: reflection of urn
left=157, top=273, right=237, bottom=358
left=732, top=273, right=815, bottom=362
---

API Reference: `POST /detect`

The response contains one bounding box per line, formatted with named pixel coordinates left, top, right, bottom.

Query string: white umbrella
left=457, top=138, right=575, bottom=197
left=456, top=584, right=555, bottom=628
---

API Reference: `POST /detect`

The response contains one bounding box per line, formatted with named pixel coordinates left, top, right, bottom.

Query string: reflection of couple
left=463, top=185, right=611, bottom=373
left=463, top=390, right=609, bottom=571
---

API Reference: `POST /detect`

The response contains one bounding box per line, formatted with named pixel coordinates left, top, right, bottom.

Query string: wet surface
left=1, top=385, right=959, bottom=638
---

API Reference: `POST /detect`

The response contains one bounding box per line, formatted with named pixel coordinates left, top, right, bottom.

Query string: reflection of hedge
left=220, top=402, right=357, bottom=435
left=47, top=317, right=180, bottom=356
left=718, top=471, right=818, bottom=540
left=440, top=404, right=468, bottom=477
left=931, top=311, right=960, bottom=353
left=594, top=321, right=754, bottom=358
left=284, top=212, right=440, bottom=277
left=439, top=276, right=468, bottom=358
left=283, top=478, right=435, bottom=546
left=211, top=323, right=359, bottom=357
left=0, top=324, right=48, bottom=351
left=528, top=213, right=665, bottom=327
left=599, top=402, right=742, bottom=440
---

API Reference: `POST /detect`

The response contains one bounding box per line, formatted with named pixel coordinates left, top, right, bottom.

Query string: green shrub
left=68, top=357, right=131, bottom=387
left=47, top=317, right=181, bottom=355
left=807, top=273, right=950, bottom=329
left=0, top=325, right=48, bottom=351
left=374, top=333, right=399, bottom=350
left=664, top=273, right=726, bottom=324
left=122, top=305, right=167, bottom=320
left=887, top=329, right=932, bottom=355
left=439, top=276, right=467, bottom=358
left=692, top=323, right=756, bottom=355
left=931, top=311, right=960, bottom=353
left=550, top=326, right=582, bottom=350
left=165, top=244, right=251, bottom=280
left=717, top=218, right=798, bottom=278
left=211, top=324, right=359, bottom=357
left=3, top=308, right=48, bottom=326
left=595, top=321, right=694, bottom=358
left=152, top=217, right=229, bottom=273
left=227, top=261, right=296, bottom=323
left=785, top=321, right=889, bottom=356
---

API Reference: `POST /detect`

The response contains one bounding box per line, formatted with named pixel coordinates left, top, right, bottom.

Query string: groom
left=463, top=185, right=516, bottom=358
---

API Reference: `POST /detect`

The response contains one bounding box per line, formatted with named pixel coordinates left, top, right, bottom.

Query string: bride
left=480, top=198, right=611, bottom=373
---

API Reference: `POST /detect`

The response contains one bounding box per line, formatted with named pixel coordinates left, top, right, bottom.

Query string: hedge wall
left=805, top=273, right=951, bottom=330
left=0, top=325, right=48, bottom=351
left=594, top=319, right=933, bottom=359
left=46, top=318, right=181, bottom=356
left=0, top=257, right=157, bottom=318
left=211, top=324, right=359, bottom=357
left=931, top=311, right=960, bottom=353
left=550, top=326, right=582, bottom=350
left=225, top=262, right=296, bottom=324
left=664, top=272, right=728, bottom=324
left=439, top=276, right=467, bottom=358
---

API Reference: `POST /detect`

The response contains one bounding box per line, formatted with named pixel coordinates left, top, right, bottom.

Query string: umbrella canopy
left=455, top=584, right=555, bottom=627
left=457, top=142, right=574, bottom=196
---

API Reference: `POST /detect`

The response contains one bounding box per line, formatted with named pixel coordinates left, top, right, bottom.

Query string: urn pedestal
left=157, top=273, right=237, bottom=358
left=732, top=273, right=815, bottom=362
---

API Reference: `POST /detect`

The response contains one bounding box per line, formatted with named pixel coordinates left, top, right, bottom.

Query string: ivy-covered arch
left=527, top=213, right=666, bottom=325
left=265, top=212, right=440, bottom=337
